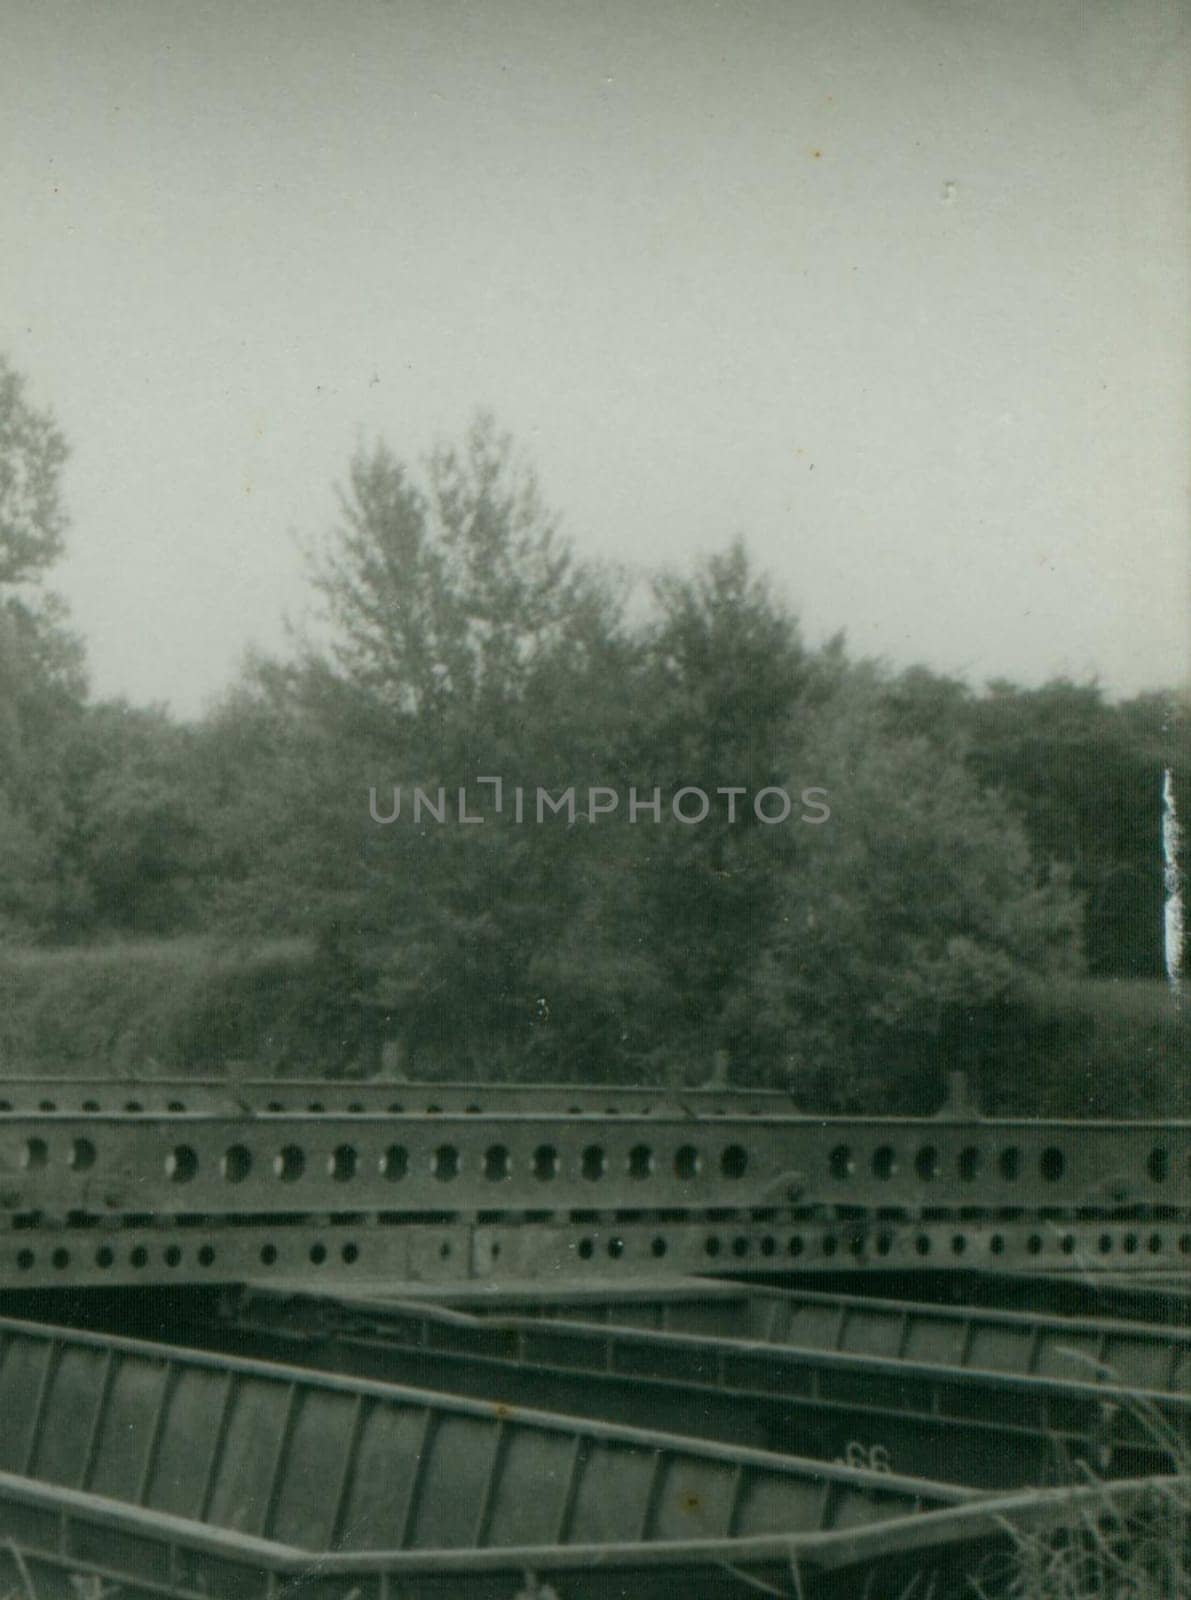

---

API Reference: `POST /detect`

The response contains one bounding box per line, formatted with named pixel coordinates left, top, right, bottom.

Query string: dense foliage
left=0, top=361, right=1185, bottom=1107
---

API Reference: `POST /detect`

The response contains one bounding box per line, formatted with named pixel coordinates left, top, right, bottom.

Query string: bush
left=0, top=937, right=354, bottom=1078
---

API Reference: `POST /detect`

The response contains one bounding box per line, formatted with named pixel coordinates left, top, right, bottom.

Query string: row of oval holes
left=25, top=1141, right=750, bottom=1183
left=582, top=1230, right=1191, bottom=1262
left=11, top=1239, right=427, bottom=1272
left=12, top=1229, right=1191, bottom=1275
left=830, top=1146, right=1182, bottom=1183
left=23, top=1139, right=1184, bottom=1186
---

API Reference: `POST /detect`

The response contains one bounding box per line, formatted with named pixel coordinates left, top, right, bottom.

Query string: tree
left=237, top=414, right=635, bottom=1075
left=0, top=355, right=70, bottom=586
left=0, top=356, right=88, bottom=940
left=967, top=681, right=1180, bottom=979
left=750, top=669, right=1083, bottom=1109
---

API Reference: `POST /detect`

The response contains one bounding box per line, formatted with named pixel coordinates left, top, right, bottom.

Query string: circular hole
left=822, top=1235, right=837, bottom=1257
left=1148, top=1233, right=1163, bottom=1254
left=1060, top=1235, right=1075, bottom=1255
left=990, top=1235, right=1005, bottom=1255
left=164, top=1246, right=182, bottom=1267
left=1148, top=1148, right=1169, bottom=1182
left=433, top=1145, right=460, bottom=1181
left=914, top=1235, right=931, bottom=1256
left=342, top=1243, right=359, bottom=1264
left=22, top=1139, right=48, bottom=1172
left=82, top=1101, right=99, bottom=1112
left=876, top=1232, right=893, bottom=1256
left=1027, top=1234, right=1043, bottom=1255
left=578, top=1238, right=594, bottom=1260
left=260, top=1244, right=277, bottom=1265
left=533, top=1145, right=559, bottom=1181
left=675, top=1145, right=701, bottom=1180
left=704, top=1236, right=722, bottom=1258
left=96, top=1247, right=114, bottom=1268
left=951, top=1234, right=966, bottom=1256
left=849, top=1236, right=865, bottom=1257
left=484, top=1145, right=510, bottom=1181
left=426, top=1104, right=442, bottom=1115
left=69, top=1138, right=96, bottom=1172
left=347, top=1102, right=364, bottom=1114
left=329, top=1144, right=358, bottom=1182
left=760, top=1235, right=776, bottom=1257
left=387, top=1103, right=405, bottom=1114
left=124, top=1101, right=143, bottom=1114
left=130, top=1246, right=148, bottom=1268
left=465, top=1104, right=481, bottom=1115
left=732, top=1237, right=750, bottom=1258
left=309, top=1243, right=327, bottom=1265
left=274, top=1146, right=305, bottom=1182
left=221, top=1146, right=252, bottom=1183
left=628, top=1144, right=653, bottom=1179
left=871, top=1146, right=896, bottom=1180
left=52, top=1248, right=69, bottom=1270
left=167, top=1101, right=186, bottom=1112
left=721, top=1145, right=748, bottom=1180
left=788, top=1236, right=804, bottom=1256
left=651, top=1236, right=668, bottom=1258
left=999, top=1148, right=1020, bottom=1181
left=1099, top=1233, right=1114, bottom=1254
left=1040, top=1147, right=1065, bottom=1182
left=829, top=1145, right=853, bottom=1180
left=439, top=1242, right=452, bottom=1259
left=267, top=1102, right=284, bottom=1113
left=38, top=1100, right=56, bottom=1112
left=915, top=1146, right=939, bottom=1182
left=582, top=1145, right=607, bottom=1180
left=198, top=1245, right=216, bottom=1267
left=167, top=1146, right=198, bottom=1183
left=307, top=1102, right=325, bottom=1114
left=607, top=1238, right=625, bottom=1259
left=382, top=1145, right=408, bottom=1181
left=1179, top=1235, right=1191, bottom=1254
left=1123, top=1233, right=1139, bottom=1254
left=958, top=1147, right=981, bottom=1181
left=16, top=1250, right=33, bottom=1271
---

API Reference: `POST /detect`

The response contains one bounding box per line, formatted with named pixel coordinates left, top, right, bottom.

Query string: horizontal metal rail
left=0, top=1460, right=1178, bottom=1600
left=0, top=1314, right=970, bottom=1558
left=0, top=1212, right=1188, bottom=1288
left=210, top=1287, right=1191, bottom=1488
left=492, top=1280, right=1191, bottom=1391
left=0, top=1077, right=801, bottom=1117
left=0, top=1109, right=1183, bottom=1218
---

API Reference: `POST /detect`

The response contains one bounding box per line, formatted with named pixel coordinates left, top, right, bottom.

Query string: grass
left=0, top=935, right=329, bottom=1078
left=998, top=1475, right=1189, bottom=1600
left=991, top=1328, right=1191, bottom=1600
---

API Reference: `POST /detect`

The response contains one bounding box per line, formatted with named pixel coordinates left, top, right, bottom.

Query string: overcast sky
left=3, top=0, right=1187, bottom=715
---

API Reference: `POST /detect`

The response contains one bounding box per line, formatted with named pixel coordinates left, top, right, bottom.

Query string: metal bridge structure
left=0, top=1078, right=1184, bottom=1598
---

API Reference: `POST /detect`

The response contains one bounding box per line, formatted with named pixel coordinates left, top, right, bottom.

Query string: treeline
left=0, top=362, right=1186, bottom=1108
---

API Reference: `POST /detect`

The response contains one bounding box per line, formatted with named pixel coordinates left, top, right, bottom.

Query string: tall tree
left=0, top=357, right=88, bottom=939
left=241, top=415, right=633, bottom=1074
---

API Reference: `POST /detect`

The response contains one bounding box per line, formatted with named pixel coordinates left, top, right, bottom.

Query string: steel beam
left=0, top=1110, right=1183, bottom=1217
left=207, top=1287, right=1191, bottom=1488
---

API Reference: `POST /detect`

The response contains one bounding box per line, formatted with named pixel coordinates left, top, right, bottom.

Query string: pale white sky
left=2, top=0, right=1187, bottom=715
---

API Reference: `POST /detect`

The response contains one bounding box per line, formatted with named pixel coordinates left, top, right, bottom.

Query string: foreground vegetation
left=0, top=936, right=1185, bottom=1117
